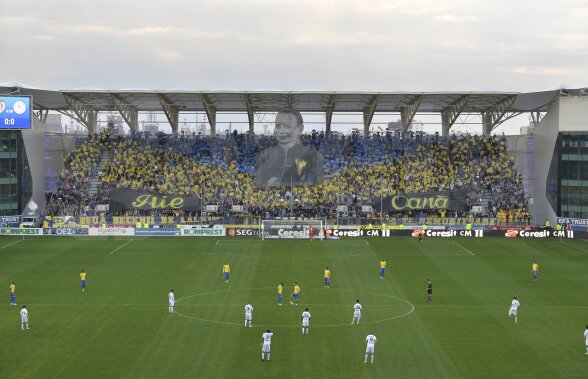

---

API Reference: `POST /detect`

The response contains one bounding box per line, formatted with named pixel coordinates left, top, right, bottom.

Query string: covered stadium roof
left=1, top=83, right=584, bottom=135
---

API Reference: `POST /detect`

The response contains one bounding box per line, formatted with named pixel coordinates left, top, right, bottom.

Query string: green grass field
left=1, top=235, right=587, bottom=378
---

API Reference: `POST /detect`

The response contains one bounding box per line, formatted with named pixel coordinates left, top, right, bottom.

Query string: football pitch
left=1, top=235, right=587, bottom=378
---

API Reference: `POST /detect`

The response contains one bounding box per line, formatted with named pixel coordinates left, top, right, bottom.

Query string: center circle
left=174, top=287, right=414, bottom=327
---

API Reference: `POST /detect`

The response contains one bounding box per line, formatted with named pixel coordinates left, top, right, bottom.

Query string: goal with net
left=261, top=219, right=324, bottom=240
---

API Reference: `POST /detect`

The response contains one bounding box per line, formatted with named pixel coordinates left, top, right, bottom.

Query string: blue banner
left=48, top=228, right=89, bottom=235
left=134, top=228, right=181, bottom=236
left=0, top=215, right=20, bottom=227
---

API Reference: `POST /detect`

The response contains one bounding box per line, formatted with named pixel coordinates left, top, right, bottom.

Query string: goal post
left=261, top=219, right=324, bottom=240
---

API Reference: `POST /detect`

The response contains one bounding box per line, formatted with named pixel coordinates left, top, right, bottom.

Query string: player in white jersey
left=20, top=305, right=29, bottom=330
left=364, top=334, right=377, bottom=363
left=301, top=308, right=311, bottom=335
left=168, top=289, right=175, bottom=313
left=261, top=329, right=274, bottom=361
left=351, top=299, right=362, bottom=324
left=508, top=296, right=520, bottom=323
left=245, top=303, right=253, bottom=327
left=584, top=325, right=588, bottom=355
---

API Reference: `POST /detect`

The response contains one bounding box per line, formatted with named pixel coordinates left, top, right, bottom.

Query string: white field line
left=113, top=251, right=363, bottom=259
left=109, top=239, right=133, bottom=255
left=23, top=303, right=588, bottom=310
left=451, top=240, right=475, bottom=256
left=0, top=239, right=25, bottom=250
left=562, top=241, right=587, bottom=253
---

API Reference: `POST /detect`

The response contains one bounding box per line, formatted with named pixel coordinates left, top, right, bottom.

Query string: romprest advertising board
left=181, top=228, right=226, bottom=237
left=0, top=228, right=42, bottom=235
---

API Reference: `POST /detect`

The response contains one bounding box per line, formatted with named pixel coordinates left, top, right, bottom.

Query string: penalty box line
left=0, top=239, right=25, bottom=250
left=109, top=239, right=134, bottom=255
left=451, top=241, right=475, bottom=256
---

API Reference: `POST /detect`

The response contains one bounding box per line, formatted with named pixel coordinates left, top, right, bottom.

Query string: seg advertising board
left=226, top=228, right=265, bottom=237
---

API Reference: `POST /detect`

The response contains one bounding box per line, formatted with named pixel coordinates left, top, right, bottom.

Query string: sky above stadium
left=1, top=0, right=587, bottom=92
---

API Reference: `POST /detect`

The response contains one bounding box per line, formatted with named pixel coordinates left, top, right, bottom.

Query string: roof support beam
left=324, top=95, right=336, bottom=137
left=112, top=94, right=138, bottom=135
left=63, top=94, right=98, bottom=134
left=245, top=94, right=255, bottom=135
left=34, top=108, right=49, bottom=125
left=286, top=93, right=295, bottom=108
left=530, top=111, right=545, bottom=128
left=159, top=94, right=179, bottom=135
left=441, top=95, right=469, bottom=136
left=362, top=95, right=378, bottom=137
left=203, top=95, right=217, bottom=137
left=481, top=95, right=517, bottom=135
left=400, top=95, right=422, bottom=136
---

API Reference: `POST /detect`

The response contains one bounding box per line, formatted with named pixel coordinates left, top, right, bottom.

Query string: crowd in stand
left=46, top=128, right=530, bottom=224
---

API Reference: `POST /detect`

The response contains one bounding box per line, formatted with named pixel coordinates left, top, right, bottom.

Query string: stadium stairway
left=87, top=149, right=113, bottom=196
left=480, top=192, right=493, bottom=212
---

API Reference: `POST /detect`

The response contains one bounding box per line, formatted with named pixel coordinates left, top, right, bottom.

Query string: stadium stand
left=46, top=128, right=530, bottom=226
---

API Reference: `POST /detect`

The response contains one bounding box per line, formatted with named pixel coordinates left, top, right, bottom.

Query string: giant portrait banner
left=109, top=189, right=201, bottom=212
left=375, top=191, right=469, bottom=212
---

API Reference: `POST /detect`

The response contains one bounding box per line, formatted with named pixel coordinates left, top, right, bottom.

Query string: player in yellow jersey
left=290, top=282, right=301, bottom=305
left=277, top=282, right=283, bottom=305
left=324, top=267, right=331, bottom=288
left=379, top=260, right=387, bottom=279
left=80, top=270, right=87, bottom=292
left=532, top=262, right=539, bottom=281
left=223, top=262, right=230, bottom=283
left=9, top=281, right=16, bottom=305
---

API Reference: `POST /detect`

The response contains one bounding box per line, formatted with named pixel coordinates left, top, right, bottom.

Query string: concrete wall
left=531, top=101, right=559, bottom=224
left=20, top=117, right=46, bottom=214
left=559, top=96, right=588, bottom=132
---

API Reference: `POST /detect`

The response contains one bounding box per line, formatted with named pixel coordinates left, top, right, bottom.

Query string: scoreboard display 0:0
left=0, top=96, right=32, bottom=129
